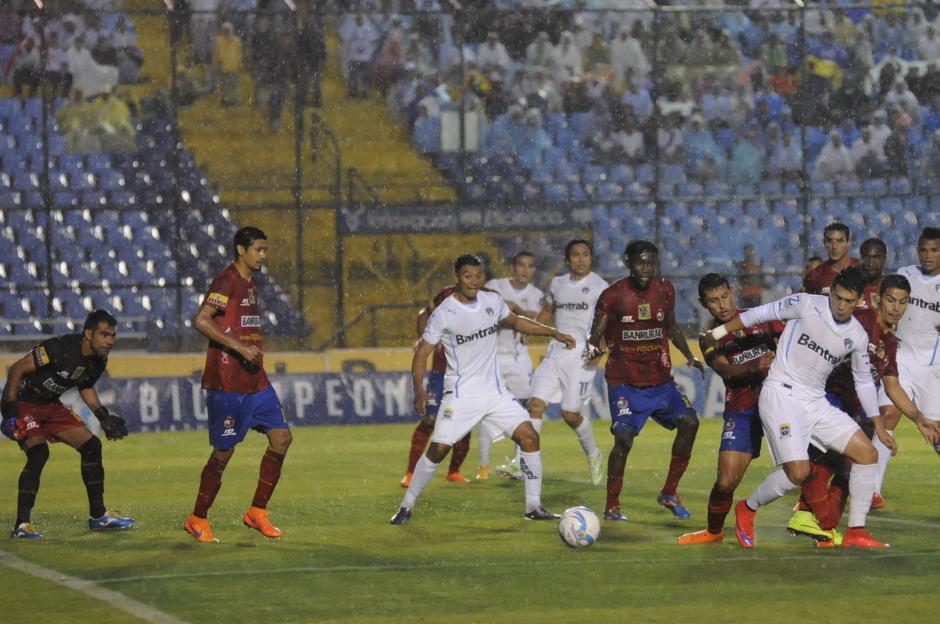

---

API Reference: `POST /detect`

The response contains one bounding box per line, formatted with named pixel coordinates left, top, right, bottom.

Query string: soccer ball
left=558, top=506, right=600, bottom=548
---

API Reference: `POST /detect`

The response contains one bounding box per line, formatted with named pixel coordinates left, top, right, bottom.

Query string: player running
left=677, top=274, right=780, bottom=544
left=400, top=285, right=472, bottom=487
left=704, top=267, right=891, bottom=548
left=501, top=240, right=606, bottom=485
left=479, top=251, right=544, bottom=480
left=1, top=309, right=133, bottom=539
left=390, top=254, right=576, bottom=525
left=803, top=222, right=858, bottom=295
left=184, top=226, right=292, bottom=543
left=588, top=240, right=705, bottom=522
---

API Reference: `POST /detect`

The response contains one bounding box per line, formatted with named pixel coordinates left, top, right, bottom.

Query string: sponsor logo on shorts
left=42, top=378, right=67, bottom=394
left=24, top=415, right=38, bottom=431
left=722, top=420, right=736, bottom=440
left=34, top=346, right=50, bottom=366
left=442, top=407, right=454, bottom=420
left=616, top=397, right=631, bottom=416
left=207, top=292, right=229, bottom=309
left=241, top=315, right=262, bottom=328
left=222, top=415, right=237, bottom=437
left=779, top=422, right=791, bottom=439
left=638, top=303, right=652, bottom=320
left=622, top=328, right=664, bottom=341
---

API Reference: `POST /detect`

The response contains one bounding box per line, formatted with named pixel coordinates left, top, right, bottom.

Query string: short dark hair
left=831, top=266, right=867, bottom=297
left=697, top=273, right=731, bottom=300
left=823, top=222, right=851, bottom=241
left=454, top=254, right=483, bottom=273
left=624, top=239, right=658, bottom=262
left=880, top=273, right=911, bottom=297
left=233, top=226, right=267, bottom=259
left=564, top=239, right=592, bottom=261
left=860, top=237, right=887, bottom=255
left=511, top=250, right=535, bottom=266
left=83, top=309, right=117, bottom=332
left=919, top=226, right=940, bottom=245
left=807, top=255, right=823, bottom=263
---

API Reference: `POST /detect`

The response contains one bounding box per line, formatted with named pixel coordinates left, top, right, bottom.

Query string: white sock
left=478, top=426, right=492, bottom=467
left=872, top=431, right=893, bottom=494
left=848, top=462, right=877, bottom=528
left=516, top=418, right=542, bottom=464
left=519, top=450, right=543, bottom=513
left=746, top=468, right=798, bottom=510
left=401, top=455, right=439, bottom=510
left=574, top=417, right=598, bottom=456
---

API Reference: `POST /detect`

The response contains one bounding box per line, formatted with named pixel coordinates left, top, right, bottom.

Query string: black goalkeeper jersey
left=16, top=334, right=108, bottom=404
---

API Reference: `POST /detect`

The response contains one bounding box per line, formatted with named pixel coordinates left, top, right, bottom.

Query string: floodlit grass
left=2, top=419, right=938, bottom=623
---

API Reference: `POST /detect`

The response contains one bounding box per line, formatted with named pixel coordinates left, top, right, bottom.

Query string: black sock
left=78, top=437, right=106, bottom=519
left=17, top=443, right=49, bottom=526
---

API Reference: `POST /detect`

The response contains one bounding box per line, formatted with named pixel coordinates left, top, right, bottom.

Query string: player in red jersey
left=587, top=240, right=705, bottom=522
left=803, top=222, right=858, bottom=295
left=857, top=238, right=887, bottom=312
left=677, top=274, right=781, bottom=544
left=184, top=227, right=291, bottom=543
left=400, top=285, right=472, bottom=487
left=787, top=274, right=940, bottom=544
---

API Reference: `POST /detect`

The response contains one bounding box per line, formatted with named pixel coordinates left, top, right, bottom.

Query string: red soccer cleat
left=842, top=527, right=889, bottom=548
left=870, top=492, right=885, bottom=510
left=400, top=472, right=413, bottom=488
left=445, top=471, right=470, bottom=483
left=184, top=514, right=219, bottom=543
left=242, top=506, right=282, bottom=538
left=676, top=529, right=724, bottom=545
left=734, top=500, right=756, bottom=548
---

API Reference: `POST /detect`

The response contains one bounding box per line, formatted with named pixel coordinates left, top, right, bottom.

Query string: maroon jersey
left=595, top=277, right=674, bottom=387
left=856, top=281, right=881, bottom=310
left=699, top=312, right=783, bottom=413
left=200, top=263, right=270, bottom=393
left=429, top=286, right=456, bottom=373
left=826, top=308, right=897, bottom=417
left=803, top=257, right=859, bottom=294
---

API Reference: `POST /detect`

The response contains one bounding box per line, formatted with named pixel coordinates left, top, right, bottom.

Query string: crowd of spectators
left=333, top=0, right=940, bottom=189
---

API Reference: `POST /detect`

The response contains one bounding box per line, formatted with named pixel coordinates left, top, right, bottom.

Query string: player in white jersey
left=476, top=251, right=544, bottom=480
left=390, top=254, right=576, bottom=525
left=497, top=240, right=607, bottom=486
left=894, top=227, right=940, bottom=451
left=702, top=267, right=893, bottom=548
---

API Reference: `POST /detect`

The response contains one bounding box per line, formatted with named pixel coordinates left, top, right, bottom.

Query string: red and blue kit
left=803, top=257, right=860, bottom=295
left=425, top=286, right=455, bottom=416
left=595, top=277, right=694, bottom=436
left=700, top=314, right=782, bottom=457
left=825, top=308, right=897, bottom=418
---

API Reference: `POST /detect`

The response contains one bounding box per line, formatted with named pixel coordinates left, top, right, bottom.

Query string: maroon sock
left=251, top=449, right=286, bottom=509
left=448, top=431, right=471, bottom=473
left=193, top=454, right=228, bottom=518
left=819, top=477, right=849, bottom=530
left=801, top=463, right=833, bottom=523
left=706, top=484, right=734, bottom=534
left=605, top=475, right=624, bottom=512
left=406, top=422, right=433, bottom=473
left=661, top=454, right=690, bottom=497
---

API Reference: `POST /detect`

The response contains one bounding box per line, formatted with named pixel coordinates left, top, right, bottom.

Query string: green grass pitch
left=2, top=419, right=938, bottom=623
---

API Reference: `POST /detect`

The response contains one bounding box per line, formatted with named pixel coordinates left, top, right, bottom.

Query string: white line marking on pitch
left=92, top=549, right=940, bottom=585
left=0, top=549, right=190, bottom=624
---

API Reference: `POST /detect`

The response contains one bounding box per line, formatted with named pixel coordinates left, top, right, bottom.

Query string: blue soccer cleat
left=657, top=494, right=691, bottom=519
left=10, top=522, right=43, bottom=539
left=389, top=507, right=412, bottom=525
left=88, top=512, right=135, bottom=530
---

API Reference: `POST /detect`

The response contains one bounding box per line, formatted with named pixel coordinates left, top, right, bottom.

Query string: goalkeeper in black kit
left=1, top=309, right=135, bottom=539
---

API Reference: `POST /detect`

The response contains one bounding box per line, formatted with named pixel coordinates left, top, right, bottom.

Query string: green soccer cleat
left=495, top=457, right=522, bottom=480
left=786, top=510, right=835, bottom=543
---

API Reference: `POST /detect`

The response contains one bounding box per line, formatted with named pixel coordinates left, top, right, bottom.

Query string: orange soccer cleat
left=870, top=492, right=886, bottom=510
left=842, top=527, right=889, bottom=549
left=446, top=471, right=470, bottom=483
left=676, top=529, right=724, bottom=545
left=184, top=514, right=219, bottom=543
left=734, top=500, right=756, bottom=548
left=242, top=506, right=282, bottom=538
left=400, top=472, right=413, bottom=488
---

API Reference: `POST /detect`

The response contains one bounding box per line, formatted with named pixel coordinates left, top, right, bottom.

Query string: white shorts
left=498, top=353, right=533, bottom=400
left=877, top=383, right=892, bottom=409
left=759, top=381, right=861, bottom=465
left=530, top=352, right=595, bottom=412
left=431, top=392, right=530, bottom=446
left=898, top=359, right=940, bottom=421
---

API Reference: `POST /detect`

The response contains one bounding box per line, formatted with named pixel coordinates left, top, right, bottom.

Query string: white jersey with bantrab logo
left=896, top=265, right=940, bottom=366
left=740, top=294, right=878, bottom=414
left=485, top=278, right=544, bottom=358
left=545, top=272, right=608, bottom=357
left=422, top=291, right=511, bottom=398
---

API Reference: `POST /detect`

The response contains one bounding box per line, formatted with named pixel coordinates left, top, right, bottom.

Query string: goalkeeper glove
left=94, top=406, right=128, bottom=441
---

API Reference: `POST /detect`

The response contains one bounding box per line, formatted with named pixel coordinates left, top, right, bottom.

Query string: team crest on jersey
left=70, top=366, right=85, bottom=380
left=656, top=310, right=664, bottom=321
left=870, top=293, right=880, bottom=307
left=485, top=307, right=494, bottom=316
left=779, top=423, right=791, bottom=439
left=870, top=341, right=885, bottom=360
left=844, top=338, right=854, bottom=351
left=638, top=303, right=652, bottom=320
left=581, top=287, right=590, bottom=294
left=248, top=289, right=256, bottom=305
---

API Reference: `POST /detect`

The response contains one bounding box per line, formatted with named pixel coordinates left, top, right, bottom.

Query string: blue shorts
left=608, top=381, right=695, bottom=436
left=206, top=386, right=288, bottom=451
left=719, top=407, right=762, bottom=459
left=424, top=371, right=445, bottom=418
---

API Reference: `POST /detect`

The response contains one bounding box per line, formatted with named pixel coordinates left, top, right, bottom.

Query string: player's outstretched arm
left=702, top=351, right=774, bottom=380
left=883, top=375, right=940, bottom=445
left=501, top=315, right=575, bottom=349
left=665, top=310, right=704, bottom=376
left=586, top=310, right=608, bottom=360
left=411, top=339, right=436, bottom=418
left=192, top=303, right=262, bottom=365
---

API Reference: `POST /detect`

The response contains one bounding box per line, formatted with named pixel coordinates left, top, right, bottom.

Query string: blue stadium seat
left=543, top=183, right=567, bottom=202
